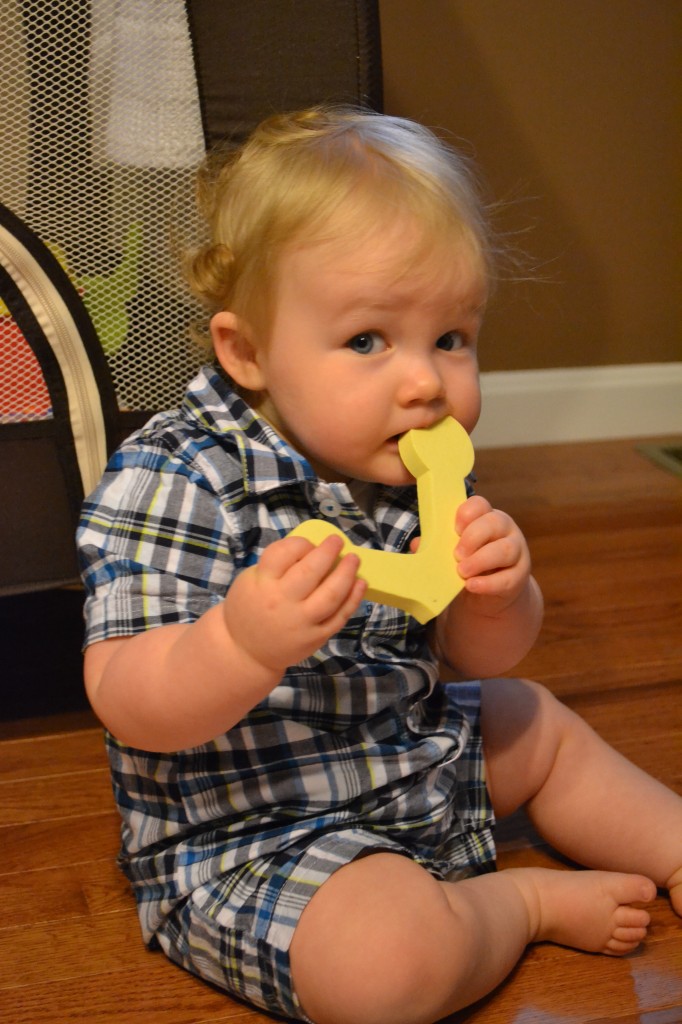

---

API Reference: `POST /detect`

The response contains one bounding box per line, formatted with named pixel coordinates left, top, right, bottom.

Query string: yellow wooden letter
left=289, top=417, right=474, bottom=623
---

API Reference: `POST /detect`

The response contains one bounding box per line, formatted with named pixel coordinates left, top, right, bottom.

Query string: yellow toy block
left=289, top=417, right=474, bottom=623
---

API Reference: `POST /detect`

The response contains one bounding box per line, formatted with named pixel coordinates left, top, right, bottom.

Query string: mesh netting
left=1, top=0, right=208, bottom=418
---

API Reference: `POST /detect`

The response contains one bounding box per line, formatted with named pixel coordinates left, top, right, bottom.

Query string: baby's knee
left=289, top=853, right=461, bottom=1024
left=296, top=948, right=450, bottom=1024
left=483, top=676, right=583, bottom=741
left=292, top=928, right=454, bottom=1024
left=482, top=677, right=585, bottom=816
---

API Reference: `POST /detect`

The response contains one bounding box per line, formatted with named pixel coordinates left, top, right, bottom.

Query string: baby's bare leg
left=289, top=852, right=655, bottom=1024
left=290, top=681, right=680, bottom=1024
left=481, top=677, right=682, bottom=910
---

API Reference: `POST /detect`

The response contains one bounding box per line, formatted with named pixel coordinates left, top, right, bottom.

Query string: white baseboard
left=472, top=363, right=682, bottom=448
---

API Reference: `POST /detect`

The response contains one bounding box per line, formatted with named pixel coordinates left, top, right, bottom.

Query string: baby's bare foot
left=512, top=868, right=656, bottom=956
left=666, top=866, right=682, bottom=917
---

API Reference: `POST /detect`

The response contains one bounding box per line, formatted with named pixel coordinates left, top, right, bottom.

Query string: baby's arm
left=432, top=495, right=543, bottom=678
left=85, top=534, right=365, bottom=752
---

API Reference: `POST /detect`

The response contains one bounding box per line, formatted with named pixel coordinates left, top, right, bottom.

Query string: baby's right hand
left=222, top=535, right=366, bottom=674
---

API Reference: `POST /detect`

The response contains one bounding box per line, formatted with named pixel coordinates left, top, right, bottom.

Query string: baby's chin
left=360, top=464, right=416, bottom=488
left=322, top=449, right=416, bottom=488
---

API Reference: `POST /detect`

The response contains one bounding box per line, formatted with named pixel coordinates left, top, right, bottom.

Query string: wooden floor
left=1, top=436, right=680, bottom=1024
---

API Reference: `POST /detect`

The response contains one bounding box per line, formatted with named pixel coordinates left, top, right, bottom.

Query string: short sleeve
left=77, top=440, right=239, bottom=646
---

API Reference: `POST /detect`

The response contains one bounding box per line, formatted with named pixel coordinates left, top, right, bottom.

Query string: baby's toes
left=605, top=927, right=648, bottom=956
left=604, top=907, right=651, bottom=956
left=614, top=924, right=649, bottom=946
left=614, top=904, right=651, bottom=931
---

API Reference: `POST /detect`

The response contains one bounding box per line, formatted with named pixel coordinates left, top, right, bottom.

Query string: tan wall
left=379, top=0, right=681, bottom=372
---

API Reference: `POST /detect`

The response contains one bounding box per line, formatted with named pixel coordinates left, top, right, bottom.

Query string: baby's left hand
left=454, top=495, right=532, bottom=608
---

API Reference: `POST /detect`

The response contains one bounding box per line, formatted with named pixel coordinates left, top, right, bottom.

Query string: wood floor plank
left=565, top=681, right=682, bottom=737
left=531, top=531, right=682, bottom=608
left=518, top=654, right=681, bottom=698
left=0, top=960, right=268, bottom=1024
left=477, top=438, right=681, bottom=512
left=0, top=866, right=90, bottom=928
left=1, top=810, right=121, bottom=874
left=0, top=727, right=106, bottom=782
left=0, top=708, right=98, bottom=742
left=0, top=766, right=114, bottom=825
left=515, top=614, right=682, bottom=696
left=0, top=910, right=145, bottom=989
left=511, top=497, right=682, bottom=540
left=0, top=859, right=129, bottom=929
left=78, top=856, right=133, bottom=915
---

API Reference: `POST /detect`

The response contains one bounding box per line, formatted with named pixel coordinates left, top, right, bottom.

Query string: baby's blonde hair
left=185, top=106, right=494, bottom=346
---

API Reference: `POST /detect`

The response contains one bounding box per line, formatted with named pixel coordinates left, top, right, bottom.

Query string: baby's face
left=254, top=219, right=486, bottom=485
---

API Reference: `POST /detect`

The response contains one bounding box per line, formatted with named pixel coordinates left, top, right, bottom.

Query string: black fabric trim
left=355, top=0, right=384, bottom=111
left=0, top=201, right=120, bottom=455
left=0, top=260, right=83, bottom=520
left=184, top=0, right=210, bottom=152
left=0, top=202, right=124, bottom=590
left=186, top=0, right=384, bottom=149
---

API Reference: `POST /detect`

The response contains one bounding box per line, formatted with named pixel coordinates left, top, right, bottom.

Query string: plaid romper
left=77, top=367, right=495, bottom=1020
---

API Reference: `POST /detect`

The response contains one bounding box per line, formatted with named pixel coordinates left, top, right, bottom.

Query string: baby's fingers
left=258, top=535, right=317, bottom=578
left=259, top=534, right=346, bottom=597
left=282, top=534, right=356, bottom=603
left=462, top=564, right=524, bottom=599
left=307, top=554, right=366, bottom=629
left=456, top=507, right=516, bottom=559
left=457, top=534, right=525, bottom=580
left=455, top=495, right=494, bottom=537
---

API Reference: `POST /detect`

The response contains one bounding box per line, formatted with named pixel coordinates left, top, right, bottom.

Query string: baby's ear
left=211, top=311, right=266, bottom=391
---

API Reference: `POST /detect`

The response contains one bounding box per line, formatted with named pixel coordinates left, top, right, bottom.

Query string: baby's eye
left=436, top=331, right=464, bottom=352
left=347, top=332, right=386, bottom=355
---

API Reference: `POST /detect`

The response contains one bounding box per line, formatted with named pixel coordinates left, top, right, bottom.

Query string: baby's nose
left=398, top=358, right=445, bottom=405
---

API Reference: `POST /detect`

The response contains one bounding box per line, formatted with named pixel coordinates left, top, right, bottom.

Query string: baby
left=77, top=107, right=682, bottom=1024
